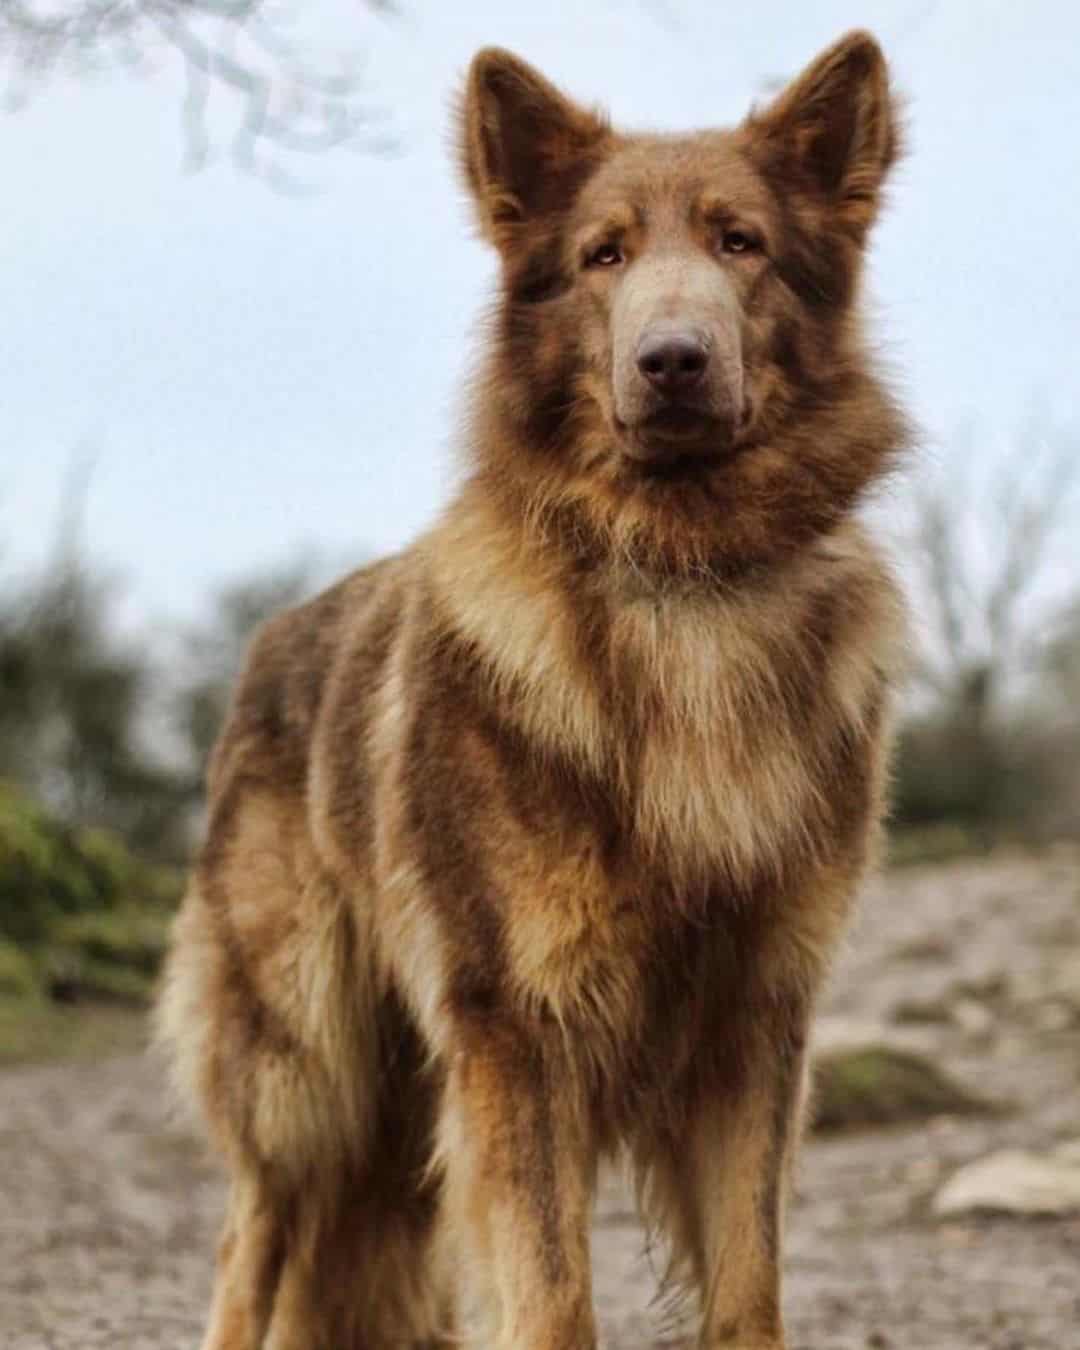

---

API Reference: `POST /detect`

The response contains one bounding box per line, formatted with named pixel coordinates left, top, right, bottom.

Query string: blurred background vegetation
left=0, top=496, right=315, bottom=1055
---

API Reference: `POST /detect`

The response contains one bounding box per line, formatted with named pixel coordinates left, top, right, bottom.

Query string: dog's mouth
left=617, top=405, right=737, bottom=476
left=641, top=405, right=720, bottom=442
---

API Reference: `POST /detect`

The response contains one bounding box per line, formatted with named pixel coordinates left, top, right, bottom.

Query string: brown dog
left=158, top=29, right=908, bottom=1350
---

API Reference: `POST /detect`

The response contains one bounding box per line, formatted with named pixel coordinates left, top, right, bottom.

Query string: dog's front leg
left=438, top=1014, right=597, bottom=1350
left=682, top=998, right=810, bottom=1350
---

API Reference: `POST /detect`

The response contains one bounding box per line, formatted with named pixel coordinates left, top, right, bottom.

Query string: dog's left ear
left=460, top=48, right=611, bottom=249
left=747, top=30, right=900, bottom=239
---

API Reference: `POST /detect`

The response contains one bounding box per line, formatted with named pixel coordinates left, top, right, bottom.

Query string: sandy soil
left=2, top=852, right=1078, bottom=1349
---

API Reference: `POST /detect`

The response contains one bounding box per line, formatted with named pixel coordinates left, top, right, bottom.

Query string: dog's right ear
left=460, top=49, right=611, bottom=249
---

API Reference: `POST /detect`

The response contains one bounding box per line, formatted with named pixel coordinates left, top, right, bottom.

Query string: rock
left=891, top=991, right=996, bottom=1038
left=891, top=994, right=952, bottom=1026
left=954, top=971, right=1008, bottom=1001
left=949, top=997, right=995, bottom=1037
left=934, top=1143, right=1080, bottom=1217
left=811, top=1024, right=994, bottom=1132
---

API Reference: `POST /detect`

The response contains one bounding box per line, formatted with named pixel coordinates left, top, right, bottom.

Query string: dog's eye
left=585, top=243, right=624, bottom=268
left=722, top=229, right=758, bottom=255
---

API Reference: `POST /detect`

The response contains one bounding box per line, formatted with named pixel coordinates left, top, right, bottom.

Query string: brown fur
left=158, top=31, right=909, bottom=1350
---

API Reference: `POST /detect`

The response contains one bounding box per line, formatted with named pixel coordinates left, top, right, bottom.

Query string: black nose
left=636, top=329, right=709, bottom=394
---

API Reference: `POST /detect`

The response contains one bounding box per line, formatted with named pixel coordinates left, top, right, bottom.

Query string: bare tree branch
left=909, top=417, right=1080, bottom=714
left=0, top=0, right=396, bottom=184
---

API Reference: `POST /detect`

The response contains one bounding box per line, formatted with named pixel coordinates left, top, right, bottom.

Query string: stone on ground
left=934, top=1142, right=1080, bottom=1217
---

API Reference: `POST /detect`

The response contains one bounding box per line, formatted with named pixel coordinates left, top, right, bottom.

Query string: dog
left=158, top=29, right=908, bottom=1350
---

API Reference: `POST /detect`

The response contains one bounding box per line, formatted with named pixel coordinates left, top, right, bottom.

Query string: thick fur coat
left=158, top=30, right=909, bottom=1350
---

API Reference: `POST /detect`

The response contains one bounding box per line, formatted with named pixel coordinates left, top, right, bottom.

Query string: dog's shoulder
left=206, top=557, right=405, bottom=798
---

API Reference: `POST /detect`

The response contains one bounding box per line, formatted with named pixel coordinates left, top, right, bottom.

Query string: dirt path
left=2, top=854, right=1078, bottom=1348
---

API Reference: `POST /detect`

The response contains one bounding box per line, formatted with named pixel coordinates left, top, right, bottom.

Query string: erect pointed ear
left=747, top=31, right=900, bottom=238
left=460, top=48, right=611, bottom=248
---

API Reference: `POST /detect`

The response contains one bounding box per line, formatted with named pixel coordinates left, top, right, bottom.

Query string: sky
left=2, top=0, right=1078, bottom=629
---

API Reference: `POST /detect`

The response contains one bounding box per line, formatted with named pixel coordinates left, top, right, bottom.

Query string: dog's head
left=460, top=32, right=907, bottom=576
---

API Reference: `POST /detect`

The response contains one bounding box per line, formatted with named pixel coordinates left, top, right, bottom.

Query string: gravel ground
left=2, top=851, right=1078, bottom=1348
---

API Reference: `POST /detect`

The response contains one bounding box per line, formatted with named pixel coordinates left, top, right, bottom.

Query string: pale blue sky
left=3, top=0, right=1078, bottom=626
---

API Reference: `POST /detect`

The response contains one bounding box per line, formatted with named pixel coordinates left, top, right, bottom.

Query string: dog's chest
left=438, top=540, right=869, bottom=888
left=607, top=598, right=829, bottom=884
left=491, top=601, right=840, bottom=1025
left=440, top=547, right=892, bottom=1029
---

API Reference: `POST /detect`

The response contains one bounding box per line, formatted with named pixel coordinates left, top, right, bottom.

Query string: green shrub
left=0, top=783, right=182, bottom=1012
left=51, top=907, right=170, bottom=973
left=45, top=908, right=172, bottom=1002
left=0, top=783, right=182, bottom=947
left=0, top=938, right=42, bottom=999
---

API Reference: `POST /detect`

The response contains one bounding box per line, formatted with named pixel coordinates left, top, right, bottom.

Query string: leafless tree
left=0, top=0, right=396, bottom=185
left=895, top=415, right=1080, bottom=834
left=910, top=417, right=1079, bottom=723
